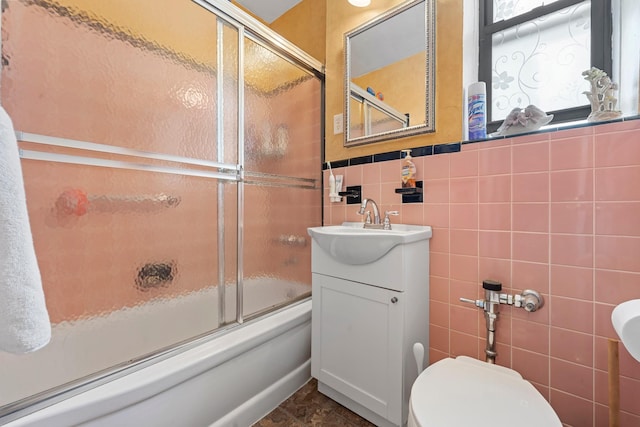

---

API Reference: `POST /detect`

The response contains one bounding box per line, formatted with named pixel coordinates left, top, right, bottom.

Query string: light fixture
left=348, top=0, right=371, bottom=7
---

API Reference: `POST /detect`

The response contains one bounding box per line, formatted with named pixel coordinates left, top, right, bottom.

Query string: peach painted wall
left=269, top=0, right=326, bottom=63
left=229, top=0, right=326, bottom=63
left=323, top=119, right=640, bottom=427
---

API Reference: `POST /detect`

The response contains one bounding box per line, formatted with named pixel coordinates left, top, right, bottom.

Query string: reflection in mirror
left=345, top=0, right=435, bottom=146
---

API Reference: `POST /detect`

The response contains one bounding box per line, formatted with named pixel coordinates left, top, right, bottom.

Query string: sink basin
left=612, top=299, right=640, bottom=363
left=307, top=222, right=432, bottom=265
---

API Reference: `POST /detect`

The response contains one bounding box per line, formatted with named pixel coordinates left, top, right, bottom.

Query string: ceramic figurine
left=582, top=67, right=623, bottom=122
left=491, top=104, right=553, bottom=137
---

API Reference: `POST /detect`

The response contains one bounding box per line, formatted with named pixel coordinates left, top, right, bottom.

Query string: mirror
left=344, top=0, right=435, bottom=147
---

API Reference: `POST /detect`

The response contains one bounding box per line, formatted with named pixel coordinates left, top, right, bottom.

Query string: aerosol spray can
left=468, top=82, right=487, bottom=140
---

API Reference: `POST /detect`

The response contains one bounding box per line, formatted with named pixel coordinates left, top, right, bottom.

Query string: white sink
left=612, top=299, right=640, bottom=363
left=307, top=222, right=432, bottom=265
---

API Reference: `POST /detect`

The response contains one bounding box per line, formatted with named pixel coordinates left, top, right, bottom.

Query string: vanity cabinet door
left=312, top=273, right=403, bottom=423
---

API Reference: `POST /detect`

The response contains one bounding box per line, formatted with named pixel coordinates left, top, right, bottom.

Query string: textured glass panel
left=1, top=0, right=219, bottom=161
left=0, top=0, right=239, bottom=409
left=493, top=0, right=561, bottom=22
left=218, top=23, right=240, bottom=326
left=244, top=37, right=322, bottom=180
left=491, top=2, right=591, bottom=121
left=370, top=106, right=406, bottom=134
left=0, top=161, right=236, bottom=405
left=242, top=35, right=321, bottom=319
left=222, top=181, right=239, bottom=325
left=222, top=23, right=239, bottom=165
left=241, top=184, right=320, bottom=318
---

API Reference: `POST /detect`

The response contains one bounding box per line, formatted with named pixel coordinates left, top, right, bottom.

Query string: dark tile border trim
left=324, top=160, right=348, bottom=169
left=434, top=142, right=461, bottom=155
left=373, top=151, right=401, bottom=162
left=324, top=114, right=640, bottom=169
left=324, top=141, right=458, bottom=169
left=349, top=155, right=373, bottom=166
left=408, top=146, right=433, bottom=157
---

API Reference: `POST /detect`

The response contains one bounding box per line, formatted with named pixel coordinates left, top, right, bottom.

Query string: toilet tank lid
left=410, top=356, right=562, bottom=427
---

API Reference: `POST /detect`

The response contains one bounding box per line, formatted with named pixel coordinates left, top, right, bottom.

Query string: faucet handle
left=364, top=211, right=372, bottom=224
left=382, top=211, right=399, bottom=230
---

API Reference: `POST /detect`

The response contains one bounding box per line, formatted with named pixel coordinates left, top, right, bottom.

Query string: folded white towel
left=0, top=105, right=51, bottom=353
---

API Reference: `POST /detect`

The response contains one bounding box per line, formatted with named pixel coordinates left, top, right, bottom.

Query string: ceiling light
left=348, top=0, right=371, bottom=7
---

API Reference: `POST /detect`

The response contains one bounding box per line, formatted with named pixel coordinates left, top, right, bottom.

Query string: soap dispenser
left=401, top=149, right=416, bottom=188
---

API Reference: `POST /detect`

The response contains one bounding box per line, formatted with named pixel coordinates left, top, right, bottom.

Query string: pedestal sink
left=612, top=299, right=640, bottom=362
left=307, top=222, right=432, bottom=265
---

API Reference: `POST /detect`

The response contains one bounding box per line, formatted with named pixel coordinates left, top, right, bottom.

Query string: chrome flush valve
left=460, top=280, right=546, bottom=363
left=460, top=281, right=545, bottom=313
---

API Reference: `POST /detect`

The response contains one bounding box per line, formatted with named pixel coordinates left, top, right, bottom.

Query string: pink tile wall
left=324, top=120, right=640, bottom=427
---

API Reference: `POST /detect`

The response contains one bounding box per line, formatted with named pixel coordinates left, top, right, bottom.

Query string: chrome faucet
left=358, top=198, right=381, bottom=226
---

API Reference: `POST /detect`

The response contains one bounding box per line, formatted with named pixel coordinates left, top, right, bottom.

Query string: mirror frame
left=344, top=0, right=435, bottom=147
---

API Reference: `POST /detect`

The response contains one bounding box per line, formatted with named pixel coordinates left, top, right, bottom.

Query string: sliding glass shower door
left=0, top=0, right=322, bottom=418
left=241, top=37, right=322, bottom=319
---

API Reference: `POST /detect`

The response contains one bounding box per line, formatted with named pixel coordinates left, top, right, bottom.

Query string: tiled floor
left=253, top=378, right=376, bottom=426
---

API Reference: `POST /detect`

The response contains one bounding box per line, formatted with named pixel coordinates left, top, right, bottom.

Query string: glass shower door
left=241, top=36, right=322, bottom=319
left=0, top=0, right=324, bottom=418
left=0, top=0, right=239, bottom=408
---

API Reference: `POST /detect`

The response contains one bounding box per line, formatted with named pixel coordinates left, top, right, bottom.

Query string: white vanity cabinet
left=309, top=223, right=432, bottom=427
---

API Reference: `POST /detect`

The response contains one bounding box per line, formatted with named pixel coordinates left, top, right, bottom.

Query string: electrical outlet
left=333, top=113, right=343, bottom=134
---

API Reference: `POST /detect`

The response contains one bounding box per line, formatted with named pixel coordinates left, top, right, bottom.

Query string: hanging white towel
left=0, top=105, right=51, bottom=354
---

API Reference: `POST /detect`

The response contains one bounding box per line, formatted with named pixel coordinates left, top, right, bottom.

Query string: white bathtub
left=3, top=282, right=311, bottom=427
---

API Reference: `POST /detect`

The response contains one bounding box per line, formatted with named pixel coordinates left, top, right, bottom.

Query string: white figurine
left=491, top=104, right=554, bottom=137
left=582, top=67, right=622, bottom=122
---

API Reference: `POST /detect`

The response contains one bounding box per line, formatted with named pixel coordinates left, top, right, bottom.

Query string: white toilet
left=408, top=356, right=562, bottom=427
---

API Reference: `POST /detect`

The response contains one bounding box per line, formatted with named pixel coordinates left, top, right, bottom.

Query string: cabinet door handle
left=391, top=297, right=398, bottom=304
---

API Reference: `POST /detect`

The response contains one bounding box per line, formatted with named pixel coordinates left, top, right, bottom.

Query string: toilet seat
left=408, top=356, right=562, bottom=427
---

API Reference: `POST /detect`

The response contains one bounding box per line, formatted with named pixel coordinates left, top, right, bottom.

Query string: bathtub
left=2, top=280, right=311, bottom=427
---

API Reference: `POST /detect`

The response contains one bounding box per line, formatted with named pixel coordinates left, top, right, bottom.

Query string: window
left=479, top=0, right=612, bottom=130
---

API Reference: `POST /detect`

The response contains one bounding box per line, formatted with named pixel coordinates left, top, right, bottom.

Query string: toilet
left=408, top=356, right=562, bottom=427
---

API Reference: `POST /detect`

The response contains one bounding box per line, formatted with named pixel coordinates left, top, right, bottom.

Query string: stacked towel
left=0, top=105, right=51, bottom=353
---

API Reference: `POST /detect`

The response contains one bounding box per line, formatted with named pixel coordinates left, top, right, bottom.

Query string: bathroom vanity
left=308, top=223, right=432, bottom=427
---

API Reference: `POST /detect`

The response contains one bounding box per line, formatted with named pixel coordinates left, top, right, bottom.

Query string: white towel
left=0, top=105, right=51, bottom=353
